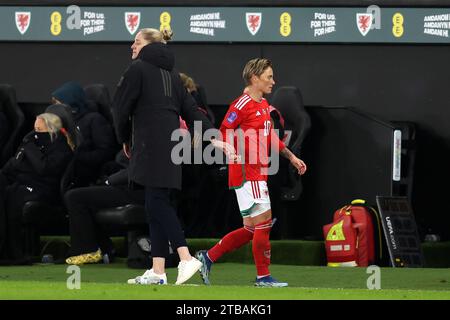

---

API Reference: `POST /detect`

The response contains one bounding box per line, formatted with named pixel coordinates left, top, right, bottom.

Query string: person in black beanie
left=52, top=81, right=117, bottom=187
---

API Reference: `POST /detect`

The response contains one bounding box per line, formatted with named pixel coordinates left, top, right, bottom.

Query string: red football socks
left=253, top=219, right=272, bottom=277
left=207, top=226, right=254, bottom=262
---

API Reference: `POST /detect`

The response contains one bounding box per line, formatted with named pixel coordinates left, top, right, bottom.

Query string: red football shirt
left=220, top=93, right=286, bottom=188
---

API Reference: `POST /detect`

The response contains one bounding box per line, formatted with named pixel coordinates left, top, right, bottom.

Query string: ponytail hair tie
left=60, top=127, right=76, bottom=151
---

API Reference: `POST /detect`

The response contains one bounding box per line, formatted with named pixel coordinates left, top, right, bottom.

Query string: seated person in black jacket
left=64, top=150, right=144, bottom=265
left=52, top=81, right=117, bottom=187
left=0, top=108, right=8, bottom=151
left=0, top=113, right=74, bottom=263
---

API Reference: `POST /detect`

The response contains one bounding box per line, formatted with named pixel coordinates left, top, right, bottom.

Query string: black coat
left=0, top=131, right=73, bottom=198
left=52, top=82, right=117, bottom=186
left=73, top=110, right=117, bottom=186
left=112, top=43, right=213, bottom=189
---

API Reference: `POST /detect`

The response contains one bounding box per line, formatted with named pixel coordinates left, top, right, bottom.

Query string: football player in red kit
left=196, top=58, right=307, bottom=287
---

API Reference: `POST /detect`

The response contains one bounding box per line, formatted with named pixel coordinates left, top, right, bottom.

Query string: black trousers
left=145, top=187, right=187, bottom=258
left=64, top=185, right=144, bottom=256
left=0, top=173, right=46, bottom=261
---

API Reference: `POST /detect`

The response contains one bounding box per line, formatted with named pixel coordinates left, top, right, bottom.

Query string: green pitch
left=0, top=262, right=449, bottom=300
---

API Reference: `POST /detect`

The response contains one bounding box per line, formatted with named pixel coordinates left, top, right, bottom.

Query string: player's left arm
left=271, top=128, right=307, bottom=175
left=280, top=147, right=307, bottom=175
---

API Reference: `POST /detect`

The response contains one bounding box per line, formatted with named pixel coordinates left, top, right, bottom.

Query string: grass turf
left=0, top=262, right=449, bottom=300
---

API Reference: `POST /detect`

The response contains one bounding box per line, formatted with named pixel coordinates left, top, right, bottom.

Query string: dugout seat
left=271, top=86, right=311, bottom=201
left=0, top=104, right=8, bottom=151
left=196, top=85, right=215, bottom=125
left=0, top=84, right=25, bottom=167
left=94, top=204, right=148, bottom=253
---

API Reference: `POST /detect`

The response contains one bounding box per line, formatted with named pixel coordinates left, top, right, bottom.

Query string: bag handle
left=351, top=199, right=366, bottom=205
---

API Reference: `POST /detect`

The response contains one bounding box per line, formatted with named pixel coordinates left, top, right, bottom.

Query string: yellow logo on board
left=160, top=12, right=172, bottom=32
left=280, top=12, right=292, bottom=37
left=50, top=11, right=62, bottom=36
left=392, top=13, right=404, bottom=38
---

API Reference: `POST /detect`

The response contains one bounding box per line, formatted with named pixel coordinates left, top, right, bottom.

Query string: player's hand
left=211, top=139, right=240, bottom=161
left=291, top=157, right=307, bottom=175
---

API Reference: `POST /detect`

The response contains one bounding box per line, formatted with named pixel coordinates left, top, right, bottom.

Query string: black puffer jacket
left=52, top=82, right=117, bottom=186
left=1, top=131, right=73, bottom=198
left=113, top=43, right=213, bottom=189
left=72, top=109, right=116, bottom=165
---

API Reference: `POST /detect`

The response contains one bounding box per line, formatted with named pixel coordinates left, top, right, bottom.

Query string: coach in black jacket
left=112, top=28, right=223, bottom=285
left=113, top=41, right=212, bottom=189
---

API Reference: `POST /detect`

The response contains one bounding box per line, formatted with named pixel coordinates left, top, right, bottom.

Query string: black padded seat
left=0, top=84, right=25, bottom=167
left=271, top=86, right=311, bottom=201
left=95, top=204, right=147, bottom=227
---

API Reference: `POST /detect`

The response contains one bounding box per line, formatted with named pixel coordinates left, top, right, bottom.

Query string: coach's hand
left=123, top=143, right=131, bottom=159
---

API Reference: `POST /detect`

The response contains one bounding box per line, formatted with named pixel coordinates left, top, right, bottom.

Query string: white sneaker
left=127, top=269, right=167, bottom=285
left=175, top=257, right=202, bottom=285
